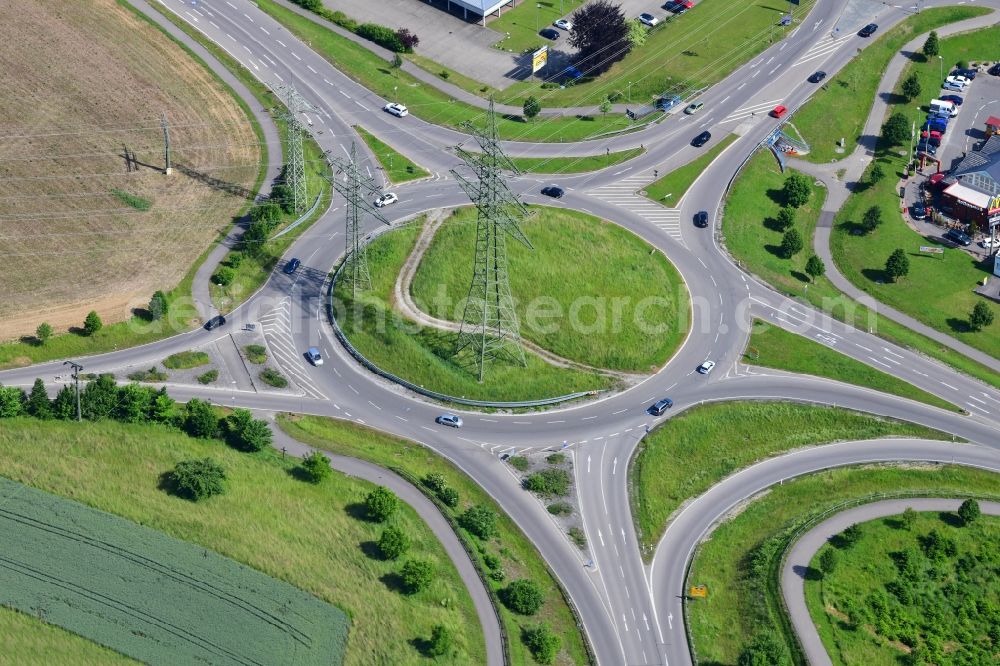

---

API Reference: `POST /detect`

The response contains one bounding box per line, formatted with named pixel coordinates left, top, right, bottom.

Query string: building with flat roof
left=442, top=0, right=516, bottom=26
left=939, top=134, right=1000, bottom=231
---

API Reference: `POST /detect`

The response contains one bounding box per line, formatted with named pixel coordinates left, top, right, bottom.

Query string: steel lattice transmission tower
left=451, top=99, right=534, bottom=381
left=325, top=143, right=390, bottom=297
left=274, top=84, right=316, bottom=213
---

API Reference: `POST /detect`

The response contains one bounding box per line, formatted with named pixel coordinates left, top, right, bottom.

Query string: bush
left=244, top=344, right=267, bottom=364
left=224, top=252, right=243, bottom=269
left=83, top=310, right=103, bottom=336
left=400, top=559, right=434, bottom=593
left=81, top=374, right=118, bottom=420
left=148, top=291, right=168, bottom=322
left=958, top=499, right=980, bottom=525
left=250, top=201, right=281, bottom=227
left=325, top=9, right=357, bottom=32
left=196, top=369, right=219, bottom=385
left=366, top=486, right=399, bottom=522
left=523, top=468, right=572, bottom=497
left=0, top=386, right=25, bottom=418
left=290, top=0, right=322, bottom=10
left=356, top=22, right=404, bottom=52
left=226, top=408, right=273, bottom=452
left=460, top=504, right=498, bottom=539
left=483, top=553, right=501, bottom=570
left=127, top=366, right=168, bottom=382
left=395, top=28, right=419, bottom=52
left=378, top=525, right=410, bottom=560
left=163, top=351, right=210, bottom=369
left=869, top=162, right=885, bottom=185
left=270, top=183, right=293, bottom=214
left=169, top=458, right=226, bottom=501
left=546, top=453, right=565, bottom=465
left=438, top=486, right=459, bottom=507
left=184, top=398, right=219, bottom=439
left=426, top=625, right=452, bottom=657
left=508, top=456, right=530, bottom=471
left=212, top=266, right=236, bottom=286
left=548, top=501, right=572, bottom=516
left=819, top=548, right=839, bottom=576
left=568, top=526, right=587, bottom=548
left=300, top=451, right=331, bottom=483
left=501, top=579, right=544, bottom=615
left=390, top=52, right=402, bottom=68
left=35, top=322, right=53, bottom=345
left=241, top=221, right=269, bottom=257
left=523, top=623, right=560, bottom=664
left=259, top=368, right=288, bottom=388
left=840, top=523, right=863, bottom=547
left=738, top=631, right=790, bottom=666
left=423, top=472, right=447, bottom=493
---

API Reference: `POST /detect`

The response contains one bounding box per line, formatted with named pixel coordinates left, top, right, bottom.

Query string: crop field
left=0, top=0, right=259, bottom=341
left=0, top=475, right=348, bottom=665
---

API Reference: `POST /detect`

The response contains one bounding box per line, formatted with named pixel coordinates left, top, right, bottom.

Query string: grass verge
left=744, top=319, right=960, bottom=411
left=629, top=401, right=949, bottom=557
left=277, top=413, right=592, bottom=666
left=0, top=417, right=485, bottom=666
left=686, top=465, right=999, bottom=665
left=508, top=146, right=643, bottom=174
left=643, top=134, right=737, bottom=206
left=0, top=606, right=137, bottom=665
left=162, top=350, right=210, bottom=369
left=353, top=125, right=430, bottom=184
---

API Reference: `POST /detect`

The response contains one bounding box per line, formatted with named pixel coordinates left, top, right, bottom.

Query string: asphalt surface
left=4, top=0, right=1000, bottom=664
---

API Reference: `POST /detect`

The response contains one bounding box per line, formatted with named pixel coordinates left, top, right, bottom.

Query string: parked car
left=539, top=27, right=560, bottom=40
left=649, top=398, right=674, bottom=415
left=989, top=63, right=1000, bottom=76
left=945, top=75, right=970, bottom=86
left=697, top=360, right=716, bottom=374
left=952, top=68, right=977, bottom=80
left=666, top=0, right=693, bottom=13
left=910, top=204, right=928, bottom=220
left=939, top=94, right=964, bottom=106
left=204, top=315, right=226, bottom=330
left=694, top=211, right=709, bottom=227
left=770, top=104, right=788, bottom=118
left=436, top=414, right=463, bottom=428
left=657, top=94, right=683, bottom=111
left=942, top=80, right=966, bottom=92
left=691, top=131, right=712, bottom=147
left=921, top=134, right=942, bottom=147
left=858, top=23, right=878, bottom=37
left=684, top=101, right=704, bottom=114
left=944, top=228, right=972, bottom=246
left=374, top=192, right=398, bottom=207
left=916, top=141, right=937, bottom=155
left=383, top=102, right=408, bottom=117
left=541, top=185, right=564, bottom=198
left=807, top=70, right=827, bottom=83
left=553, top=18, right=573, bottom=30
left=305, top=347, right=323, bottom=366
left=979, top=237, right=997, bottom=249
left=638, top=13, right=659, bottom=26
left=283, top=257, right=301, bottom=275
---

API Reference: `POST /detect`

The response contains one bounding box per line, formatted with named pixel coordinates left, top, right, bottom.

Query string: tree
left=523, top=623, right=561, bottom=664
left=922, top=30, right=939, bottom=57
left=969, top=301, right=994, bottom=331
left=439, top=486, right=459, bottom=507
left=116, top=383, right=152, bottom=423
left=270, top=182, right=294, bottom=213
left=819, top=548, right=839, bottom=576
left=366, top=486, right=399, bottom=522
left=390, top=52, right=403, bottom=68
left=300, top=451, right=331, bottom=483
left=426, top=625, right=452, bottom=657
left=35, top=322, right=52, bottom=345
left=395, top=28, right=419, bottom=52
left=184, top=398, right=219, bottom=439
left=522, top=96, right=541, bottom=121
left=83, top=310, right=103, bottom=336
left=24, top=378, right=52, bottom=419
left=0, top=386, right=26, bottom=418
left=378, top=525, right=411, bottom=560
left=149, top=387, right=175, bottom=424
left=841, top=523, right=863, bottom=547
left=901, top=507, right=918, bottom=530
left=51, top=385, right=77, bottom=420
left=148, top=291, right=168, bottom=321
left=882, top=112, right=910, bottom=146
left=569, top=0, right=631, bottom=76
left=782, top=173, right=811, bottom=208
left=501, top=579, right=544, bottom=615
left=869, top=162, right=885, bottom=185
left=958, top=498, right=981, bottom=525
left=901, top=72, right=921, bottom=100
left=780, top=228, right=803, bottom=258
left=81, top=374, right=118, bottom=421
left=885, top=248, right=910, bottom=282
left=400, top=559, right=434, bottom=593
left=805, top=255, right=825, bottom=282
left=169, top=457, right=226, bottom=501
left=775, top=206, right=796, bottom=232
left=242, top=220, right=270, bottom=257
left=226, top=408, right=272, bottom=452
left=599, top=99, right=613, bottom=117
left=213, top=266, right=236, bottom=286
left=460, top=504, right=497, bottom=539
left=738, top=631, right=790, bottom=666
left=862, top=205, right=883, bottom=234
left=626, top=18, right=647, bottom=48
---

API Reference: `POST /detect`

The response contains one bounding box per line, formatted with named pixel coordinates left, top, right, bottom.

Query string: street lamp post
left=536, top=3, right=541, bottom=32
left=938, top=55, right=943, bottom=82
left=627, top=81, right=632, bottom=103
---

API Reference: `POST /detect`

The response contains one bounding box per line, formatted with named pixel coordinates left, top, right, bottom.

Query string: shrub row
left=288, top=1, right=418, bottom=53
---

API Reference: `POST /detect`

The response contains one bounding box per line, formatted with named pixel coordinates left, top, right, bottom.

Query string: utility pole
left=325, top=143, right=390, bottom=296
left=161, top=113, right=172, bottom=175
left=451, top=98, right=534, bottom=381
left=275, top=84, right=318, bottom=214
left=63, top=360, right=83, bottom=422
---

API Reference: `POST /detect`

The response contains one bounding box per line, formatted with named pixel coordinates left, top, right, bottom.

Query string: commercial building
left=938, top=134, right=1000, bottom=232
left=440, top=0, right=516, bottom=26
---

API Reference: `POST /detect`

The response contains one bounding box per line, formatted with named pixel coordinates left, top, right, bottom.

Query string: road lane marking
left=940, top=381, right=959, bottom=391
left=868, top=356, right=892, bottom=368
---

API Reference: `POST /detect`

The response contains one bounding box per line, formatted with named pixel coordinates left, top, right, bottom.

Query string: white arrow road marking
left=667, top=613, right=672, bottom=630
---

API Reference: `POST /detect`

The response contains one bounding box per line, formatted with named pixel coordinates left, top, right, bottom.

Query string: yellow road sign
left=689, top=585, right=708, bottom=598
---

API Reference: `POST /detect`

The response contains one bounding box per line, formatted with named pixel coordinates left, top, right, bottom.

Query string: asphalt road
left=4, top=0, right=1000, bottom=664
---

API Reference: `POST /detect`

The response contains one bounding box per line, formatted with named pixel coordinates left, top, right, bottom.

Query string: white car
left=697, top=360, right=716, bottom=374
left=383, top=102, right=408, bottom=118
left=553, top=18, right=573, bottom=31
left=979, top=237, right=997, bottom=249
left=945, top=75, right=969, bottom=87
left=374, top=192, right=398, bottom=207
left=638, top=13, right=659, bottom=27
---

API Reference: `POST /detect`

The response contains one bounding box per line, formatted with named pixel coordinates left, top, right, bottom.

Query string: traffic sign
left=689, top=585, right=708, bottom=598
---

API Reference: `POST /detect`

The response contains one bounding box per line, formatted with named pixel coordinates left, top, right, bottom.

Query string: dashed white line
left=940, top=381, right=959, bottom=391
left=260, top=26, right=270, bottom=35
left=291, top=52, right=301, bottom=60
left=276, top=39, right=287, bottom=47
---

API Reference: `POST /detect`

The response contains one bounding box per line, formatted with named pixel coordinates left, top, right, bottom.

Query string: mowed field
left=0, top=476, right=348, bottom=665
left=0, top=0, right=259, bottom=340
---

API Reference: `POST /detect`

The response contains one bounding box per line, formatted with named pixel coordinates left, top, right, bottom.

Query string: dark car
left=944, top=228, right=972, bottom=246
left=540, top=27, right=559, bottom=40
left=694, top=211, right=709, bottom=227
left=283, top=257, right=301, bottom=275
left=989, top=63, right=1000, bottom=76
left=858, top=23, right=878, bottom=37
left=541, top=185, right=564, bottom=198
left=910, top=204, right=928, bottom=220
left=916, top=141, right=937, bottom=155
left=691, top=130, right=712, bottom=147
left=939, top=94, right=963, bottom=106
left=952, top=67, right=977, bottom=80
left=807, top=70, right=827, bottom=83
left=204, top=315, right=226, bottom=330
left=649, top=398, right=674, bottom=415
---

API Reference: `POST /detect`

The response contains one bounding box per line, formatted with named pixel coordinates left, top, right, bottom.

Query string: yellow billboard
left=532, top=46, right=548, bottom=73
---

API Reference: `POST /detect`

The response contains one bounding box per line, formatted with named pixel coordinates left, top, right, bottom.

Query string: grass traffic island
left=335, top=219, right=618, bottom=402
left=277, top=413, right=592, bottom=666
left=642, top=134, right=737, bottom=206
left=793, top=5, right=991, bottom=163
left=163, top=350, right=210, bottom=369
left=686, top=465, right=999, bottom=665
left=744, top=319, right=960, bottom=412
left=806, top=509, right=999, bottom=665
left=628, top=401, right=949, bottom=557
left=0, top=417, right=486, bottom=666
left=508, top=147, right=643, bottom=174
left=353, top=125, right=430, bottom=184
left=411, top=206, right=689, bottom=373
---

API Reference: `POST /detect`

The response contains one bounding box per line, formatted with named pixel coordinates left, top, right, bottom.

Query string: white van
left=929, top=99, right=958, bottom=117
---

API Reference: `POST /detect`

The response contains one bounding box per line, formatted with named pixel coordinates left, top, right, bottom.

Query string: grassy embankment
left=509, top=147, right=643, bottom=174
left=629, top=401, right=949, bottom=556
left=643, top=134, right=737, bottom=206
left=277, top=413, right=592, bottom=666
left=744, top=320, right=960, bottom=411
left=352, top=125, right=430, bottom=184
left=687, top=465, right=999, bottom=665
left=0, top=418, right=485, bottom=666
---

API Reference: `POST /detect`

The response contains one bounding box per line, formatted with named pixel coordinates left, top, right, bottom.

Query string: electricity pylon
left=325, top=143, right=390, bottom=297
left=451, top=98, right=534, bottom=381
left=274, top=84, right=316, bottom=213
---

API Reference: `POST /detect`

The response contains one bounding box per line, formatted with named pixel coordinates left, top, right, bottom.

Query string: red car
left=771, top=105, right=788, bottom=119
